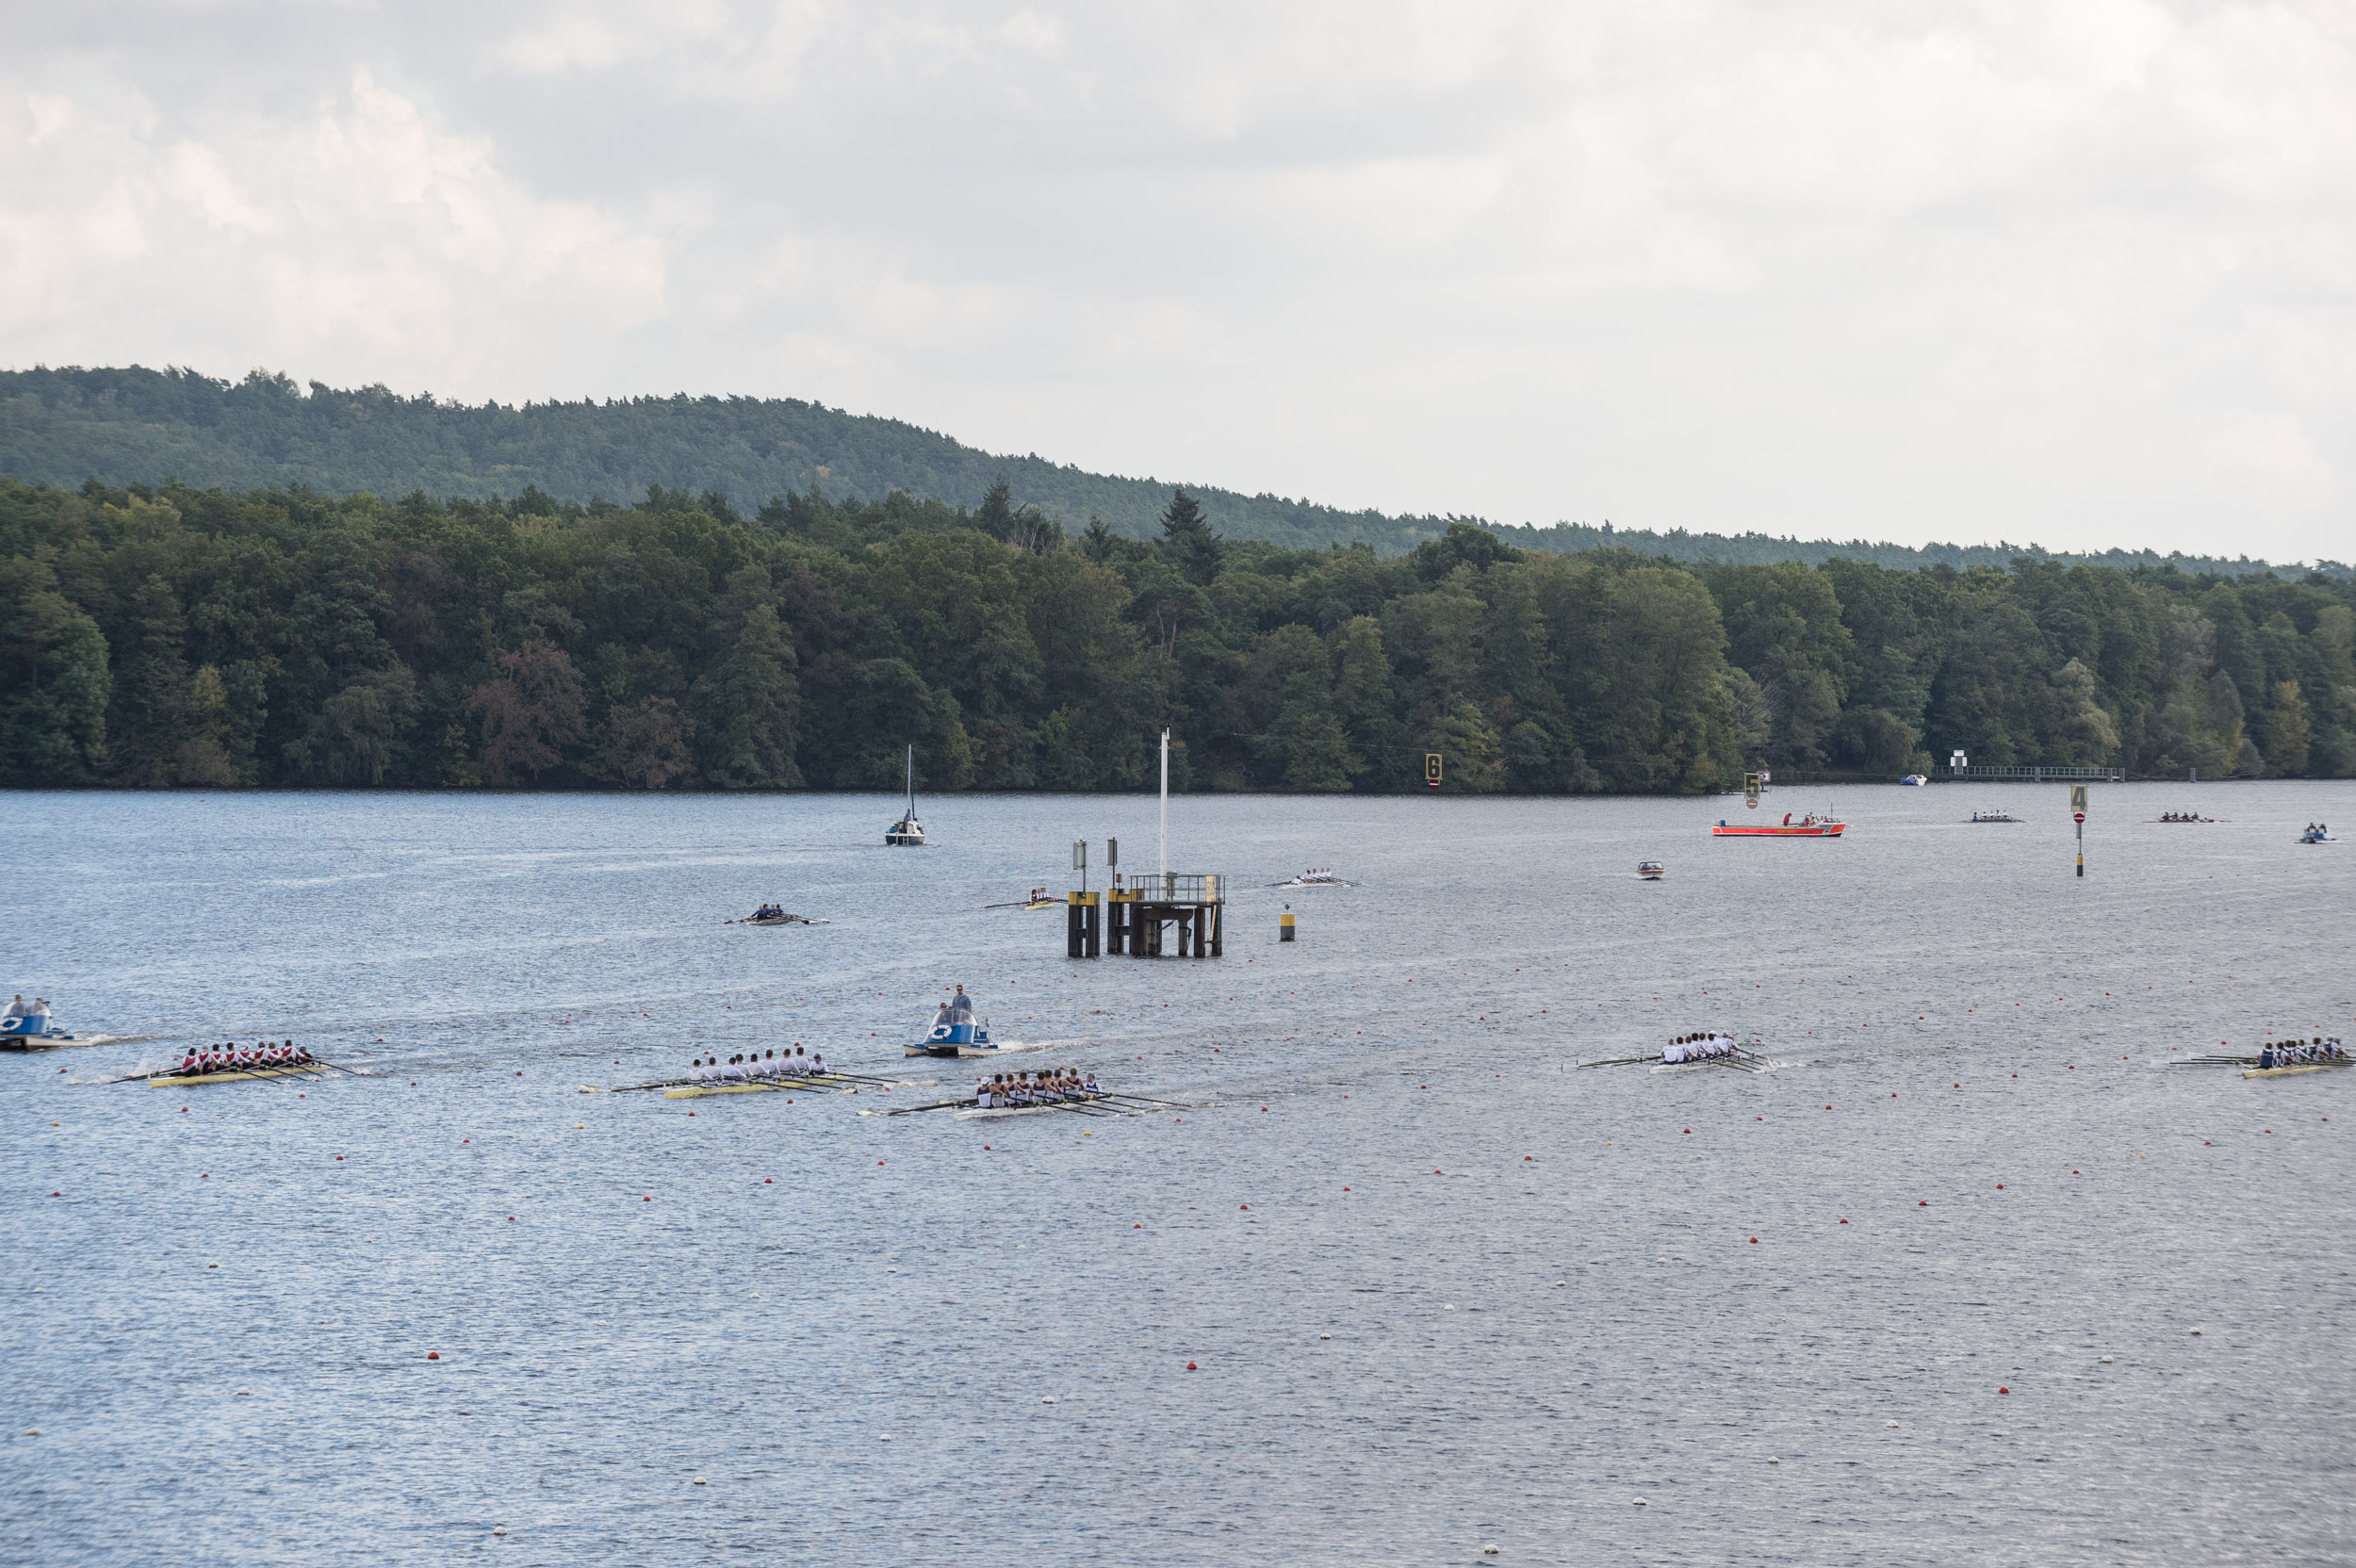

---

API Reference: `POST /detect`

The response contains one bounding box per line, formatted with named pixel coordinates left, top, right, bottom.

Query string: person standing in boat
left=947, top=986, right=974, bottom=1022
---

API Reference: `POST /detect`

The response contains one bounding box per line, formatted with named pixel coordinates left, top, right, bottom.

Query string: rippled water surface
left=6, top=783, right=2354, bottom=1567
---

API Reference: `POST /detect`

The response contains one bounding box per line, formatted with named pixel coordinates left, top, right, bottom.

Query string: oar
left=1577, top=1055, right=1657, bottom=1069
left=1097, top=1092, right=1203, bottom=1111
left=885, top=1098, right=978, bottom=1116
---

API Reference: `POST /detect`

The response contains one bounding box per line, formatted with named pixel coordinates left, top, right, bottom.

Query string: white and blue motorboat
left=908, top=1015, right=1001, bottom=1058
left=2, top=997, right=84, bottom=1052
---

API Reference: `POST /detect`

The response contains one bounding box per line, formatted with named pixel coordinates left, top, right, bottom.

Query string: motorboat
left=0, top=998, right=84, bottom=1052
left=885, top=744, right=925, bottom=846
left=1900, top=774, right=1929, bottom=787
left=1636, top=861, right=1665, bottom=880
left=2298, top=826, right=2338, bottom=844
left=1968, top=810, right=2019, bottom=824
left=1712, top=812, right=1845, bottom=838
left=907, top=1010, right=1002, bottom=1058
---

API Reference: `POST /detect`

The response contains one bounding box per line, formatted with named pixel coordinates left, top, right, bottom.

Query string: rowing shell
left=1648, top=1054, right=1789, bottom=1074
left=148, top=1063, right=322, bottom=1086
left=954, top=1096, right=1118, bottom=1120
left=2242, top=1063, right=2349, bottom=1079
left=664, top=1072, right=853, bottom=1100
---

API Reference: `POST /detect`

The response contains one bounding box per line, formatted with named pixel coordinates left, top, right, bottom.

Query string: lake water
left=6, top=782, right=2353, bottom=1567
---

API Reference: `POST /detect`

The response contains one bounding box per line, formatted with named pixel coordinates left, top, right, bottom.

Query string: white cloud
left=3, top=1, right=2353, bottom=558
left=0, top=69, right=663, bottom=390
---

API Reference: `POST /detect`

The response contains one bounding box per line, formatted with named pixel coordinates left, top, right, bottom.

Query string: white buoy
left=693, top=1478, right=707, bottom=1486
left=2100, top=1356, right=2114, bottom=1364
left=493, top=1527, right=508, bottom=1537
left=1885, top=1420, right=1899, bottom=1429
left=1767, top=1457, right=1780, bottom=1464
left=1041, top=1396, right=1055, bottom=1404
left=206, top=1262, right=220, bottom=1269
left=1633, top=1497, right=1647, bottom=1507
left=234, top=1388, right=251, bottom=1396
left=1483, top=1546, right=1499, bottom=1556
left=2190, top=1329, right=2201, bottom=1336
left=1319, top=1333, right=1332, bottom=1340
left=1444, top=1304, right=1456, bottom=1311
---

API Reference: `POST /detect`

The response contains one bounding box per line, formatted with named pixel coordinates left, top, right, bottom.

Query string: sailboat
left=885, top=745, right=925, bottom=846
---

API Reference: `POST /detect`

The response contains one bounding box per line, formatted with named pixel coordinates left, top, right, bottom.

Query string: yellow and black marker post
left=1280, top=905, right=1296, bottom=942
left=1425, top=753, right=1443, bottom=790
left=2071, top=784, right=2087, bottom=878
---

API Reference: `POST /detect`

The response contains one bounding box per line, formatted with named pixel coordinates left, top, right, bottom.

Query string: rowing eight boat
left=147, top=1063, right=323, bottom=1086
left=2242, top=1063, right=2349, bottom=1080
left=663, top=1072, right=857, bottom=1099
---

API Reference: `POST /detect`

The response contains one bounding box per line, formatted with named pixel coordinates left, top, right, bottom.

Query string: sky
left=4, top=2, right=2352, bottom=561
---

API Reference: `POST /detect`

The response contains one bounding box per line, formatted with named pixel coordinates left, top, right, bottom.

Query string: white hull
left=954, top=1100, right=1100, bottom=1120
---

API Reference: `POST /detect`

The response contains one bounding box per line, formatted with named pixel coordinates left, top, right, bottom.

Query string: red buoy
left=427, top=1351, right=440, bottom=1361
left=1186, top=1363, right=1198, bottom=1371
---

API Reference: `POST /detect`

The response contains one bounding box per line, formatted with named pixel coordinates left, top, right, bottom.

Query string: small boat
left=906, top=1004, right=1002, bottom=1057
left=1, top=998, right=84, bottom=1052
left=1712, top=814, right=1845, bottom=837
left=2243, top=1063, right=2349, bottom=1079
left=2151, top=814, right=2217, bottom=824
left=1636, top=861, right=1665, bottom=880
left=1271, top=869, right=1353, bottom=888
left=2298, top=829, right=2337, bottom=844
left=1968, top=810, right=2019, bottom=824
left=885, top=745, right=925, bottom=846
left=1900, top=774, right=1929, bottom=787
left=732, top=907, right=825, bottom=925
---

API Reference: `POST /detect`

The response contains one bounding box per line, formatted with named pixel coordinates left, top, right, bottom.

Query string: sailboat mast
left=1158, top=727, right=1169, bottom=878
left=905, top=743, right=914, bottom=813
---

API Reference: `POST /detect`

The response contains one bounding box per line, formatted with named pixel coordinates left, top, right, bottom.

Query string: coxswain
left=2259, top=1043, right=2277, bottom=1070
left=973, top=1076, right=994, bottom=1109
left=1081, top=1071, right=1101, bottom=1097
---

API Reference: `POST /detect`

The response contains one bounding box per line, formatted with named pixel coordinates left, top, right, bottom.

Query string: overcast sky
left=5, top=2, right=2352, bottom=559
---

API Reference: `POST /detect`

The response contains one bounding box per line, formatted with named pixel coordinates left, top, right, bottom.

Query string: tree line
left=7, top=366, right=2337, bottom=580
left=3, top=475, right=2350, bottom=792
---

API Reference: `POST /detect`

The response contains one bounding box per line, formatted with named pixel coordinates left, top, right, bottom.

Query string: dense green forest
left=4, top=474, right=2350, bottom=793
left=5, top=365, right=2340, bottom=579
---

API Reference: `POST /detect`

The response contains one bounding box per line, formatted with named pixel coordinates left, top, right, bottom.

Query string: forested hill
left=0, top=365, right=1458, bottom=554
left=2, top=365, right=2336, bottom=579
left=4, top=475, right=2350, bottom=795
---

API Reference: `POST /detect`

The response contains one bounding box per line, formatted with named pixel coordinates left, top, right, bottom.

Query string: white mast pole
left=1158, top=727, right=1169, bottom=881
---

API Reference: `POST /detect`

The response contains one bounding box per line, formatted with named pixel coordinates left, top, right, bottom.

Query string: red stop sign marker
left=2073, top=812, right=2085, bottom=823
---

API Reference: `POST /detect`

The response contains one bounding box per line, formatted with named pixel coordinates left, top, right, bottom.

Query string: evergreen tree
left=1160, top=488, right=1224, bottom=586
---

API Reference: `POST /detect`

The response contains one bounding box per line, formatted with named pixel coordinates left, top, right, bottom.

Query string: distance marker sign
left=1424, top=753, right=1442, bottom=789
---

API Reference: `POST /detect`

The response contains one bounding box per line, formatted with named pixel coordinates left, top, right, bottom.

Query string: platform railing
left=1110, top=873, right=1222, bottom=904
